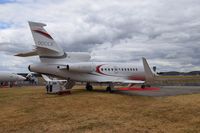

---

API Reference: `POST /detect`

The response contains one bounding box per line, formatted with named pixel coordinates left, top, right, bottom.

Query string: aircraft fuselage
left=29, top=62, right=145, bottom=83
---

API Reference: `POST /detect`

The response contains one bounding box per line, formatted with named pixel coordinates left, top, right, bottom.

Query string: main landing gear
left=141, top=84, right=151, bottom=88
left=106, top=83, right=114, bottom=93
left=86, top=82, right=114, bottom=93
left=86, top=82, right=93, bottom=91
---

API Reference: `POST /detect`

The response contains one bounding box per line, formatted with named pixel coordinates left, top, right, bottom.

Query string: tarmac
left=117, top=86, right=200, bottom=97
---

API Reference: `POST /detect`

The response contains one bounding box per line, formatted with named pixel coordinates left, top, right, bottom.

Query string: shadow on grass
left=72, top=88, right=138, bottom=97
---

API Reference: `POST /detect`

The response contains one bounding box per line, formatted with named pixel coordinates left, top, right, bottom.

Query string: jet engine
left=57, top=63, right=94, bottom=73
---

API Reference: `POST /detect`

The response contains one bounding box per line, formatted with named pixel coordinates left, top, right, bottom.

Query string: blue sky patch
left=0, top=0, right=15, bottom=4
left=0, top=22, right=11, bottom=29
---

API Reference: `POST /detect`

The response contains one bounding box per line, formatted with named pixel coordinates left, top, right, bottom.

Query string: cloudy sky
left=0, top=0, right=199, bottom=72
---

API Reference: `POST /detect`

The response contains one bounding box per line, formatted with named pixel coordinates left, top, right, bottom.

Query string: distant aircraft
left=26, top=72, right=38, bottom=84
left=0, top=72, right=26, bottom=87
left=16, top=21, right=156, bottom=92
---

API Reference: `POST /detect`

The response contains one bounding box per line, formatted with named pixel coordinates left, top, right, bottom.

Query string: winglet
left=142, top=57, right=154, bottom=81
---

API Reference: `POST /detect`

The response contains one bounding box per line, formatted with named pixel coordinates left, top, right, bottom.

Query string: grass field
left=0, top=86, right=200, bottom=133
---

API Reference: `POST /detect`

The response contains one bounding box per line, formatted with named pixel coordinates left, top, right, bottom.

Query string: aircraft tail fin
left=142, top=57, right=155, bottom=81
left=28, top=21, right=65, bottom=60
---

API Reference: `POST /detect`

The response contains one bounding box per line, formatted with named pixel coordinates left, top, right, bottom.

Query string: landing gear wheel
left=141, top=84, right=145, bottom=89
left=106, top=87, right=112, bottom=93
left=86, top=83, right=93, bottom=91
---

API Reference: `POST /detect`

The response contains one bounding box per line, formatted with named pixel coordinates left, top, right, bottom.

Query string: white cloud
left=0, top=0, right=199, bottom=72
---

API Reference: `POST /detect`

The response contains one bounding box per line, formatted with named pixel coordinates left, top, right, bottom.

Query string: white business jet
left=16, top=21, right=156, bottom=92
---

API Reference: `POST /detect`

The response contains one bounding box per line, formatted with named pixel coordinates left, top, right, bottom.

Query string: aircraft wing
left=122, top=80, right=145, bottom=84
left=41, top=74, right=67, bottom=82
left=41, top=74, right=52, bottom=82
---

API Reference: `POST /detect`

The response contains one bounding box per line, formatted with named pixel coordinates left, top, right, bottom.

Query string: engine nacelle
left=58, top=63, right=94, bottom=73
left=28, top=63, right=58, bottom=75
left=66, top=52, right=91, bottom=62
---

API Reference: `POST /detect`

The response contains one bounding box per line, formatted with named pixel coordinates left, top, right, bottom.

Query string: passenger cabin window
left=111, top=68, right=113, bottom=71
left=105, top=68, right=107, bottom=71
left=127, top=68, right=129, bottom=71
left=124, top=68, right=126, bottom=71
left=108, top=68, right=110, bottom=71
left=130, top=68, right=132, bottom=71
left=101, top=68, right=103, bottom=71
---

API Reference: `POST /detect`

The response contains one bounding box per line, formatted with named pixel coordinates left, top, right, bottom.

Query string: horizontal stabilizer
left=15, top=49, right=38, bottom=57
left=29, top=21, right=46, bottom=27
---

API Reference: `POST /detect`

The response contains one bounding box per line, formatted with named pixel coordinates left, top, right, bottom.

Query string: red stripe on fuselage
left=95, top=64, right=109, bottom=76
